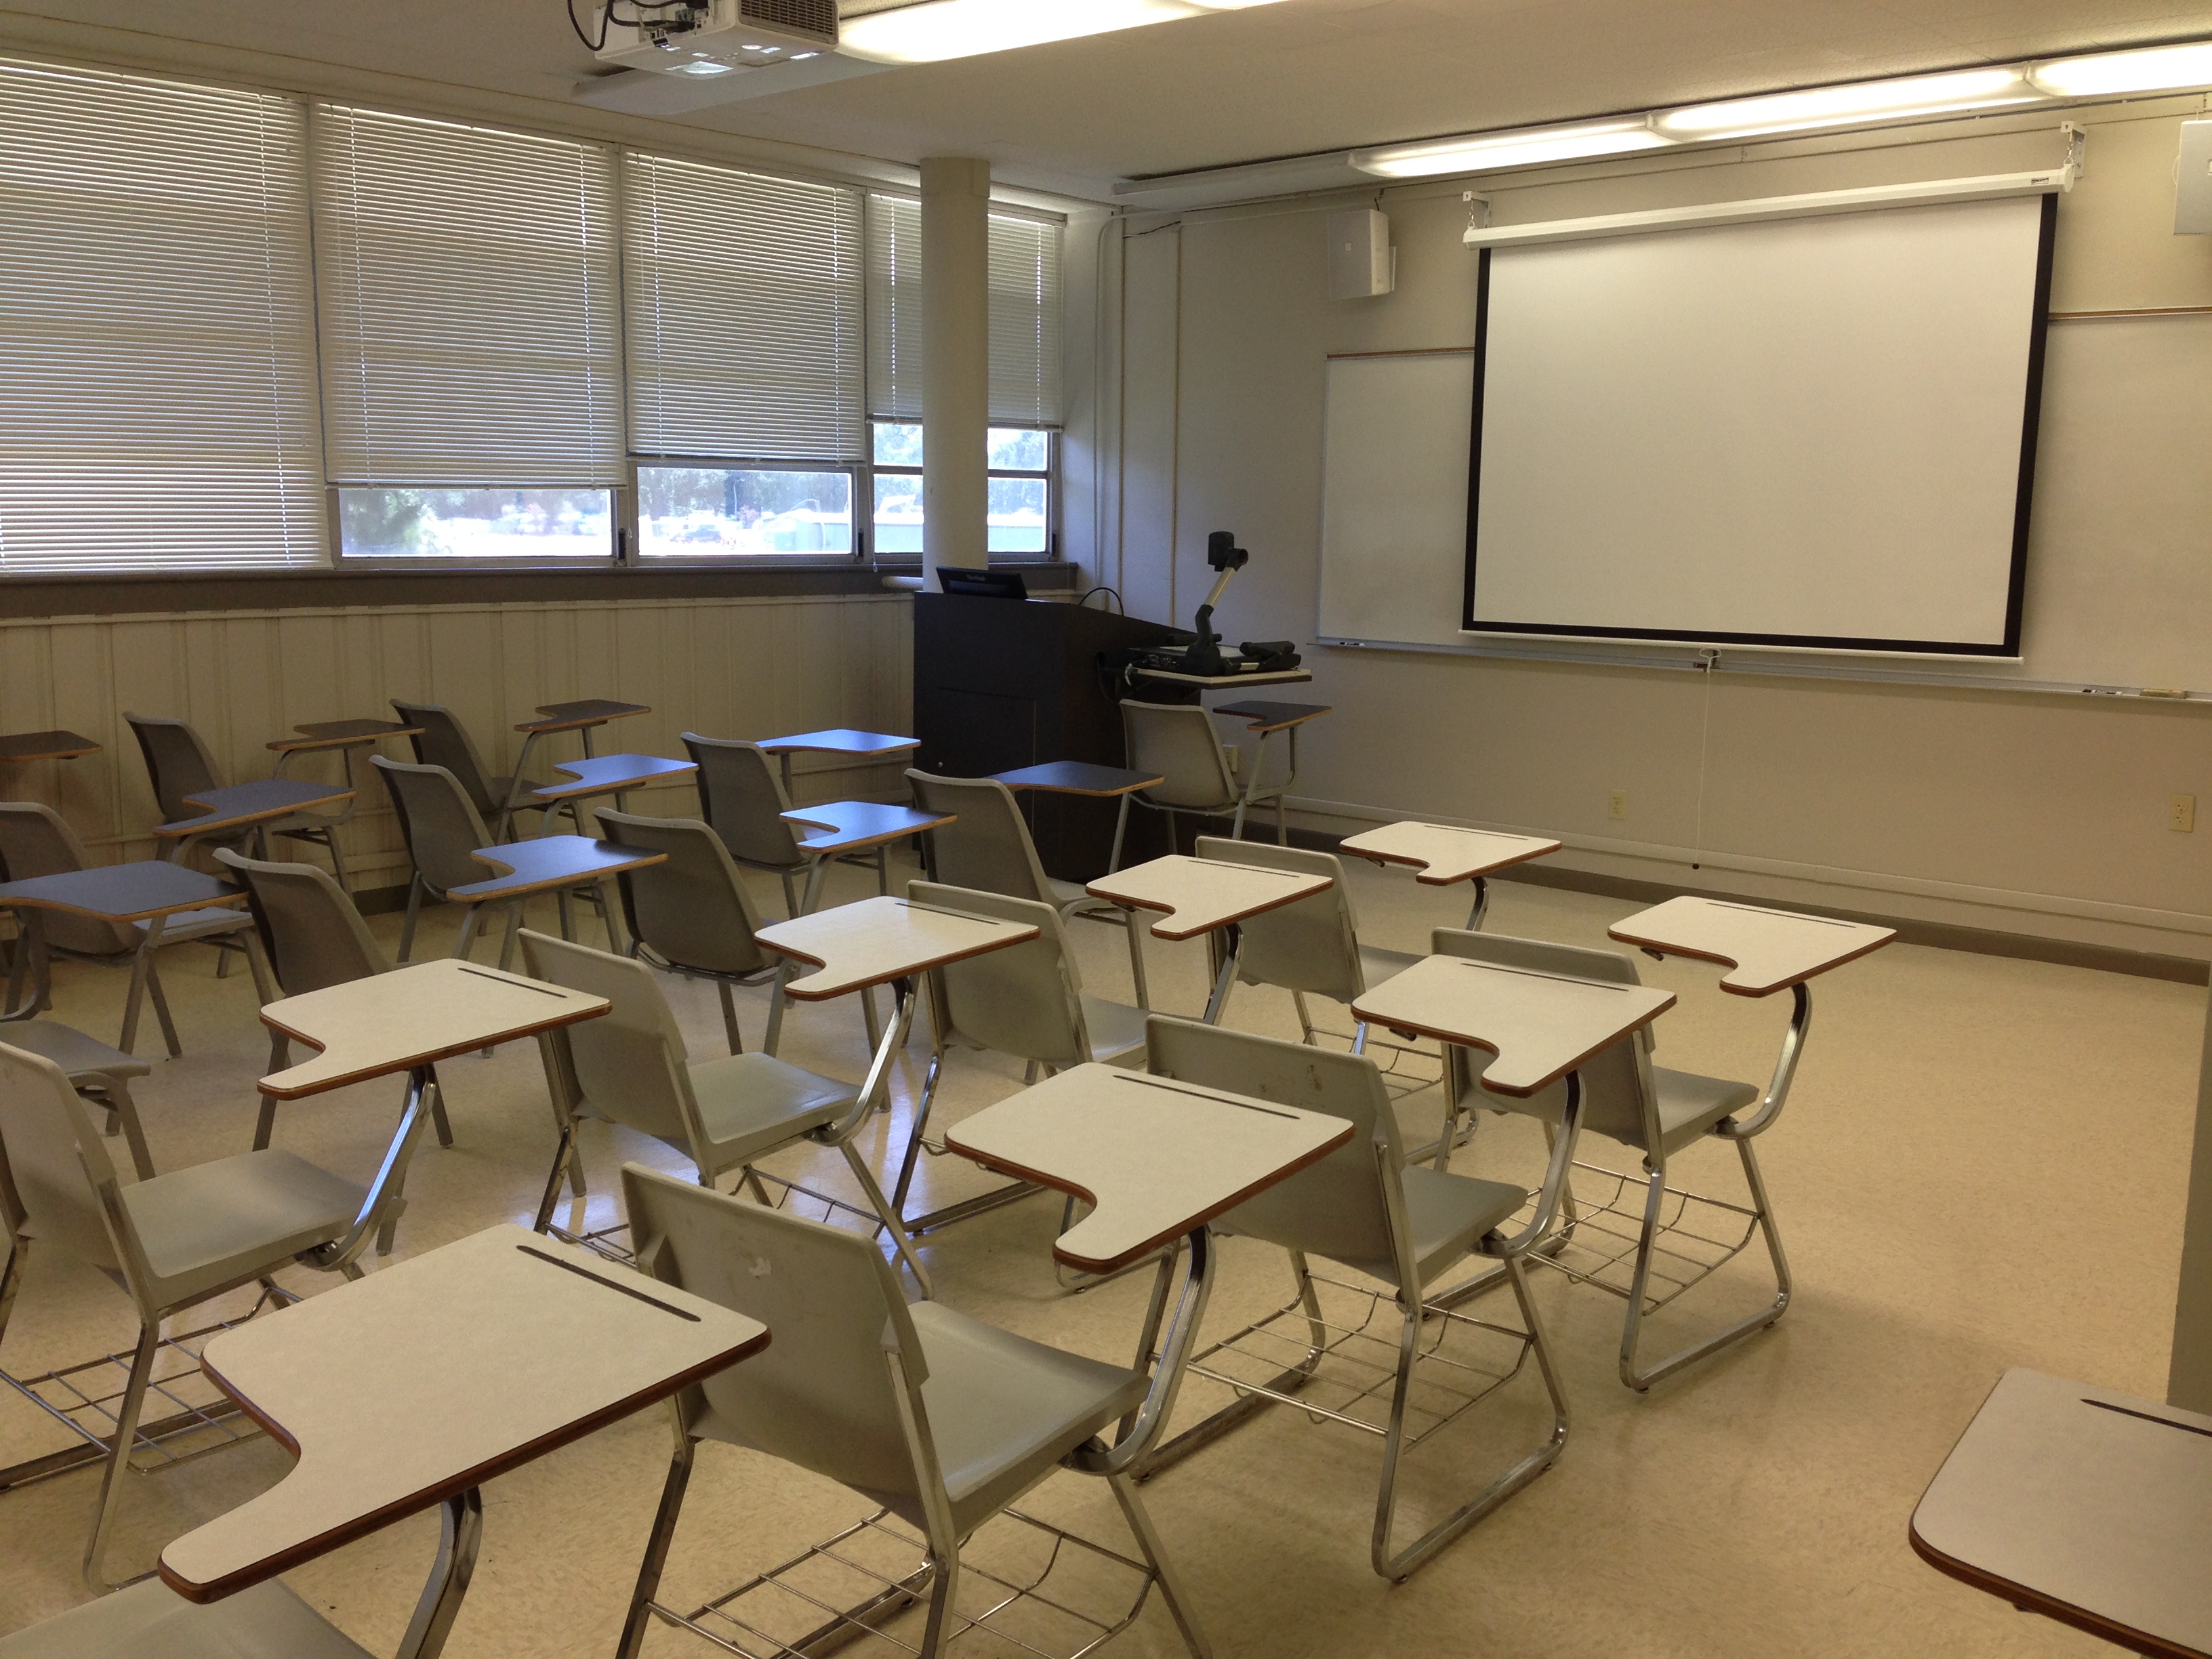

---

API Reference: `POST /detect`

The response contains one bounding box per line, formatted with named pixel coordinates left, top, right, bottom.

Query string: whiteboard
left=1315, top=312, right=2212, bottom=695
left=1470, top=197, right=2047, bottom=654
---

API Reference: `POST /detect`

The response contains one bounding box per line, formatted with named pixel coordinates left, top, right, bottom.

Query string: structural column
left=920, top=156, right=990, bottom=590
left=2170, top=991, right=2212, bottom=1409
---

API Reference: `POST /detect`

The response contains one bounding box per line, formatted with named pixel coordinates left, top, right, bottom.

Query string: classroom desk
left=499, top=700, right=652, bottom=826
left=266, top=718, right=422, bottom=769
left=258, top=959, right=609, bottom=1261
left=153, top=779, right=354, bottom=863
left=991, top=760, right=1166, bottom=874
left=1086, top=852, right=1332, bottom=1022
left=527, top=753, right=697, bottom=823
left=142, top=1223, right=766, bottom=1659
left=1340, top=821, right=1564, bottom=929
left=0, top=730, right=100, bottom=763
left=1211, top=699, right=1328, bottom=821
left=945, top=1060, right=1349, bottom=1473
left=0, top=861, right=268, bottom=1055
left=1130, top=665, right=1312, bottom=691
left=1912, top=1368, right=2212, bottom=1658
left=447, top=834, right=667, bottom=960
left=757, top=728, right=920, bottom=800
left=779, top=799, right=952, bottom=914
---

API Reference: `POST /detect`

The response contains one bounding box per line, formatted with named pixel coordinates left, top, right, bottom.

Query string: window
left=865, top=197, right=1065, bottom=427
left=313, top=105, right=623, bottom=559
left=0, top=58, right=322, bottom=572
left=870, top=423, right=1052, bottom=557
left=638, top=467, right=852, bottom=557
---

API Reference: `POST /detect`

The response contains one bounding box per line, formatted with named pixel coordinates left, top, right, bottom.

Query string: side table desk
left=155, top=779, right=354, bottom=865
left=992, top=760, right=1164, bottom=876
left=529, top=753, right=697, bottom=825
left=1340, top=821, right=1564, bottom=930
left=447, top=835, right=668, bottom=964
left=0, top=731, right=100, bottom=764
left=757, top=729, right=919, bottom=801
left=781, top=800, right=953, bottom=915
left=1087, top=853, right=1332, bottom=1023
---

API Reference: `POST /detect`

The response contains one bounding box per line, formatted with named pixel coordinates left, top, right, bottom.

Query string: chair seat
left=904, top=1300, right=1148, bottom=1537
left=134, top=907, right=252, bottom=943
left=1079, top=994, right=1149, bottom=1064
left=1357, top=943, right=1422, bottom=996
left=1337, top=1164, right=1530, bottom=1292
left=119, top=1150, right=365, bottom=1307
left=483, top=775, right=555, bottom=813
left=1648, top=1066, right=1761, bottom=1157
left=0, top=1576, right=375, bottom=1659
left=0, top=1021, right=151, bottom=1082
left=686, top=1052, right=857, bottom=1172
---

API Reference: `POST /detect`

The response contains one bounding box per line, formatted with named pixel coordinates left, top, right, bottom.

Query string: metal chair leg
left=98, top=1079, right=157, bottom=1182
left=393, top=1488, right=483, bottom=1659
left=1109, top=1472, right=1216, bottom=1659
left=616, top=1415, right=695, bottom=1659
left=82, top=1321, right=161, bottom=1593
left=451, top=906, right=483, bottom=962
left=143, top=957, right=182, bottom=1061
left=763, top=973, right=787, bottom=1057
left=1123, top=908, right=1151, bottom=1010
left=716, top=981, right=743, bottom=1054
left=840, top=1143, right=933, bottom=1299
left=1618, top=1135, right=1794, bottom=1391
left=397, top=875, right=424, bottom=962
left=779, top=871, right=800, bottom=919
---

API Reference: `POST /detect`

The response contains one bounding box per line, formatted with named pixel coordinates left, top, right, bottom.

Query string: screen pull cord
left=1689, top=648, right=1720, bottom=871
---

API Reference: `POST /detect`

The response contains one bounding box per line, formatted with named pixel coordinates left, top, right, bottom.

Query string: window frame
left=864, top=423, right=1061, bottom=569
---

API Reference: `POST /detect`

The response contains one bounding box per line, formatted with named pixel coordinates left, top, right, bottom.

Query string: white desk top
left=1607, top=895, right=1894, bottom=997
left=529, top=754, right=696, bottom=802
left=946, top=1063, right=1351, bottom=1273
left=1339, top=821, right=1563, bottom=887
left=159, top=1225, right=766, bottom=1604
left=1912, top=1368, right=2212, bottom=1658
left=781, top=799, right=952, bottom=855
left=258, top=960, right=609, bottom=1099
left=1350, top=953, right=1674, bottom=1097
left=1086, top=853, right=1332, bottom=942
left=756, top=894, right=1038, bottom=1000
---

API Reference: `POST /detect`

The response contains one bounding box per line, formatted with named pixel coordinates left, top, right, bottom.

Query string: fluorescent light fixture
left=1351, top=119, right=1672, bottom=180
left=1654, top=68, right=2036, bottom=140
left=673, top=59, right=735, bottom=74
left=2031, top=41, right=2212, bottom=96
left=838, top=0, right=1284, bottom=66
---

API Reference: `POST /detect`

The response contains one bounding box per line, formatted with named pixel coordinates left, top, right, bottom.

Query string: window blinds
left=314, top=105, right=623, bottom=486
left=0, top=59, right=323, bottom=571
left=625, top=154, right=864, bottom=463
left=865, top=197, right=1064, bottom=427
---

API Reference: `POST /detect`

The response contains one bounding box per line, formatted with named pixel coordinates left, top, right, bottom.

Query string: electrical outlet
left=2172, top=793, right=2196, bottom=833
left=1608, top=790, right=1628, bottom=821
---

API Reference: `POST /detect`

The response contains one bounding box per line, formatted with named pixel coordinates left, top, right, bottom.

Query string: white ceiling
left=28, top=0, right=2212, bottom=197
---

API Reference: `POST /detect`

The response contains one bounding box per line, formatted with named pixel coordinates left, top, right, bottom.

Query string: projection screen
left=1464, top=192, right=2055, bottom=655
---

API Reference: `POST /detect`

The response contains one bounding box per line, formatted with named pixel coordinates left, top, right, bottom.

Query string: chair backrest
left=390, top=701, right=503, bottom=817
left=0, top=804, right=136, bottom=957
left=1145, top=1017, right=1411, bottom=1280
left=369, top=756, right=496, bottom=896
left=593, top=811, right=771, bottom=977
left=905, top=771, right=1054, bottom=903
left=518, top=930, right=707, bottom=1166
left=1194, top=835, right=1362, bottom=1002
left=0, top=1040, right=128, bottom=1281
left=681, top=733, right=803, bottom=869
left=1121, top=701, right=1235, bottom=811
left=1428, top=928, right=1654, bottom=1144
left=909, top=881, right=1092, bottom=1068
left=213, top=848, right=386, bottom=996
left=122, top=713, right=225, bottom=823
left=621, top=1162, right=935, bottom=1516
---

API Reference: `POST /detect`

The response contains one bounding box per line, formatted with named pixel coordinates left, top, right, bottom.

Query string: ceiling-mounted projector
left=592, top=0, right=838, bottom=77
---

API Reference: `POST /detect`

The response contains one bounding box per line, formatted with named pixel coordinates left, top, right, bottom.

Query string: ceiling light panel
left=838, top=0, right=1284, bottom=65
left=1654, top=68, right=2039, bottom=140
left=2031, top=41, right=2212, bottom=97
left=1351, top=120, right=1673, bottom=180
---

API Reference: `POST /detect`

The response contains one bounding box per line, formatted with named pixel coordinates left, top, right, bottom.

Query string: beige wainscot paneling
left=0, top=593, right=914, bottom=888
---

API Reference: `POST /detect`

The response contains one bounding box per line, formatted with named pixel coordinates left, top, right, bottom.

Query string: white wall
left=1084, top=106, right=2212, bottom=960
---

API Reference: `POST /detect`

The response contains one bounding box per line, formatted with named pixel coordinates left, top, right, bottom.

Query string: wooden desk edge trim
left=1342, top=995, right=1677, bottom=1097
left=0, top=890, right=246, bottom=923
left=1086, top=875, right=1333, bottom=941
left=157, top=790, right=356, bottom=835
left=454, top=845, right=665, bottom=895
left=949, top=1118, right=1354, bottom=1273
left=159, top=1325, right=771, bottom=1606
left=1004, top=776, right=1166, bottom=797
left=762, top=920, right=1042, bottom=1001
left=1906, top=1519, right=2203, bottom=1659
left=1603, top=925, right=1896, bottom=996
left=255, top=1000, right=609, bottom=1098
left=1345, top=840, right=1563, bottom=885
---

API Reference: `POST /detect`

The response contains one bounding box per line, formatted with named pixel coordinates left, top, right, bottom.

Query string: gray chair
left=613, top=1163, right=1214, bottom=1659
left=0, top=802, right=272, bottom=1059
left=1120, top=698, right=1290, bottom=848
left=0, top=1023, right=155, bottom=1183
left=214, top=847, right=455, bottom=1161
left=0, top=1576, right=374, bottom=1658
left=906, top=769, right=1150, bottom=1007
left=892, top=882, right=1147, bottom=1235
left=389, top=699, right=557, bottom=841
left=520, top=930, right=931, bottom=1295
left=1139, top=1017, right=1574, bottom=1582
left=682, top=731, right=811, bottom=916
left=122, top=712, right=346, bottom=880
left=1430, top=928, right=1780, bottom=1392
left=370, top=755, right=535, bottom=966
left=593, top=809, right=789, bottom=1057
left=0, top=1040, right=367, bottom=1591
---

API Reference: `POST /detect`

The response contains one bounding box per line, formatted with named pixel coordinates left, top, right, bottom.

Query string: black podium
left=912, top=594, right=1181, bottom=880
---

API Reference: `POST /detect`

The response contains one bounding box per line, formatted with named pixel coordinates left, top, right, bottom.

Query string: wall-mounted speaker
left=1328, top=208, right=1395, bottom=299
left=2177, top=120, right=2212, bottom=234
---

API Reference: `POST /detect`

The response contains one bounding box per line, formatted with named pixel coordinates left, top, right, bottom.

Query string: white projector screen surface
left=1467, top=194, right=2052, bottom=655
